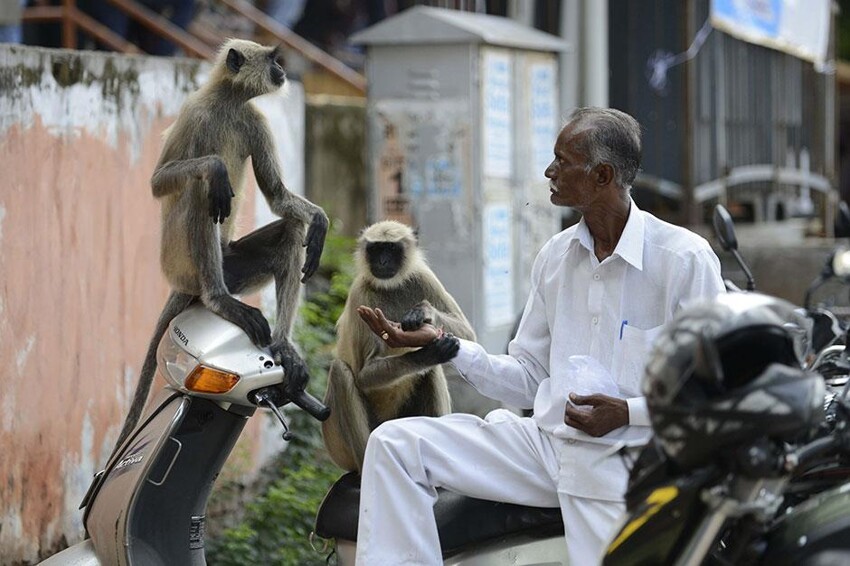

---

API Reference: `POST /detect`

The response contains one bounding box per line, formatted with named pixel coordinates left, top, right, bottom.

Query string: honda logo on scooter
left=173, top=326, right=189, bottom=346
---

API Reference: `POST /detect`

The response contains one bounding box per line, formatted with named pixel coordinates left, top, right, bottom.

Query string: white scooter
left=313, top=473, right=567, bottom=565
left=40, top=304, right=329, bottom=565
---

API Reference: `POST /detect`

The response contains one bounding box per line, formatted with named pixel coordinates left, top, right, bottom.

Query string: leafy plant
left=206, top=226, right=355, bottom=565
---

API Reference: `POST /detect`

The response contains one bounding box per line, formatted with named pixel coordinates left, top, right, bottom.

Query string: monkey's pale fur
left=112, top=39, right=327, bottom=454
left=322, top=221, right=475, bottom=472
left=154, top=39, right=319, bottom=296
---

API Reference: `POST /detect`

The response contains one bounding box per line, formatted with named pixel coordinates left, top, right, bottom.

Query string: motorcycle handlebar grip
left=291, top=389, right=331, bottom=421
left=787, top=435, right=839, bottom=470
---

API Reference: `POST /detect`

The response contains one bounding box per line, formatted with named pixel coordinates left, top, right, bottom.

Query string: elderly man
left=355, top=107, right=725, bottom=565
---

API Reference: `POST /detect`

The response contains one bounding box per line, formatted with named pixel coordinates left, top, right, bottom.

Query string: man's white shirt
left=450, top=199, right=725, bottom=500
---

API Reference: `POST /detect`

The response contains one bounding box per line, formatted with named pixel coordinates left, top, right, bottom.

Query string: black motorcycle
left=603, top=290, right=850, bottom=566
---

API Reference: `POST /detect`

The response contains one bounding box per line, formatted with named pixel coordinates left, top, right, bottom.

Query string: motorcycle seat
left=314, top=472, right=564, bottom=556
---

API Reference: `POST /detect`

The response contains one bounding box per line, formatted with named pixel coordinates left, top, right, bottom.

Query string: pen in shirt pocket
left=619, top=320, right=628, bottom=340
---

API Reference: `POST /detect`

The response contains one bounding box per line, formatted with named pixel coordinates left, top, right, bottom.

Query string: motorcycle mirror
left=839, top=201, right=850, bottom=230
left=713, top=204, right=738, bottom=251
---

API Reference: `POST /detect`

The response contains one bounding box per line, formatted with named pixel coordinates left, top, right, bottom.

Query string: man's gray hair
left=568, top=107, right=642, bottom=190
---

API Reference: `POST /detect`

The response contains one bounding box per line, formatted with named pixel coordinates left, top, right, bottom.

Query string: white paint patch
left=253, top=84, right=305, bottom=320
left=0, top=203, right=6, bottom=244
left=15, top=334, right=35, bottom=374
left=0, top=509, right=38, bottom=563
left=120, top=364, right=135, bottom=408
left=0, top=46, right=303, bottom=167
left=0, top=46, right=213, bottom=163
left=259, top=409, right=288, bottom=465
left=61, top=412, right=94, bottom=540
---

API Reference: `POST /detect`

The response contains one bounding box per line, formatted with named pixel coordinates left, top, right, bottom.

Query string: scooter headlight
left=156, top=329, right=241, bottom=394
left=156, top=330, right=200, bottom=389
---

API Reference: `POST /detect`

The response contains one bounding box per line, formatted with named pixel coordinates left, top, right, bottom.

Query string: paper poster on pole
left=710, top=0, right=831, bottom=65
left=482, top=50, right=513, bottom=179
left=372, top=99, right=471, bottom=224
left=483, top=203, right=514, bottom=327
left=529, top=61, right=557, bottom=177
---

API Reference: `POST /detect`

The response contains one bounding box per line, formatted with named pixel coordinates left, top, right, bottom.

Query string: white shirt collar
left=565, top=198, right=645, bottom=271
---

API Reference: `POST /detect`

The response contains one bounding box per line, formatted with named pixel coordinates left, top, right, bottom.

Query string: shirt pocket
left=612, top=324, right=664, bottom=397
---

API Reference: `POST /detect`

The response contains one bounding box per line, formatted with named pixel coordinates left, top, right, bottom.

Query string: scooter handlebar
left=290, top=389, right=331, bottom=421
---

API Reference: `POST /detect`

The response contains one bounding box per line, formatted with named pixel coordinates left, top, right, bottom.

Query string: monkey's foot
left=401, top=300, right=435, bottom=331
left=270, top=340, right=310, bottom=394
left=211, top=294, right=272, bottom=347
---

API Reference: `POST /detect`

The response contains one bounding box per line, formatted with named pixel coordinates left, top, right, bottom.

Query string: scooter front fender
left=38, top=538, right=100, bottom=565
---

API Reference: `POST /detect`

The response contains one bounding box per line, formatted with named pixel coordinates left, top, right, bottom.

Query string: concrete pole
left=581, top=0, right=608, bottom=108
left=508, top=0, right=534, bottom=27
left=559, top=0, right=580, bottom=119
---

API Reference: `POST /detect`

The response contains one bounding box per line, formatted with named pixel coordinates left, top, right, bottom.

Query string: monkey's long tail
left=109, top=291, right=195, bottom=458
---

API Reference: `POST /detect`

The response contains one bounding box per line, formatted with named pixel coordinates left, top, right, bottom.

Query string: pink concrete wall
left=0, top=45, right=305, bottom=563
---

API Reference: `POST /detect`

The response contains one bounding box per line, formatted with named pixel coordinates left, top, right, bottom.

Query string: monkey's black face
left=269, top=49, right=286, bottom=87
left=366, top=242, right=404, bottom=279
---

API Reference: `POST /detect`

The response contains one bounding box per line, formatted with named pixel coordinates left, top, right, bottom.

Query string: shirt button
left=592, top=316, right=599, bottom=324
left=593, top=273, right=600, bottom=280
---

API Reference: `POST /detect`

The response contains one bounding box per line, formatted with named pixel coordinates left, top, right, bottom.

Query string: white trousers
left=355, top=410, right=625, bottom=566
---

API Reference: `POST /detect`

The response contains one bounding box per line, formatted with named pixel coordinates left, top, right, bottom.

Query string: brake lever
left=250, top=389, right=295, bottom=441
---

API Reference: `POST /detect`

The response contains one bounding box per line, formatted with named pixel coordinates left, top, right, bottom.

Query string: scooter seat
left=314, top=472, right=564, bottom=556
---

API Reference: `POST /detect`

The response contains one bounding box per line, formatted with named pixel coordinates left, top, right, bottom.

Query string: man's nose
left=544, top=162, right=555, bottom=179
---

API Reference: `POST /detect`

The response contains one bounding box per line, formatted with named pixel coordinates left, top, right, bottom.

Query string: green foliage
left=206, top=226, right=355, bottom=566
left=839, top=0, right=850, bottom=60
left=206, top=457, right=342, bottom=565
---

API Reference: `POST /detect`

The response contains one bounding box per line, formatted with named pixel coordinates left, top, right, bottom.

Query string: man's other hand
left=564, top=393, right=629, bottom=437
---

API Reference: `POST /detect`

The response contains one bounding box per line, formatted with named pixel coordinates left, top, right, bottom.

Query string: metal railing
left=21, top=0, right=365, bottom=94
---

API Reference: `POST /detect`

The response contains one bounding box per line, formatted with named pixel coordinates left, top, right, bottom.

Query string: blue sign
left=712, top=0, right=781, bottom=37
left=710, top=0, right=831, bottom=64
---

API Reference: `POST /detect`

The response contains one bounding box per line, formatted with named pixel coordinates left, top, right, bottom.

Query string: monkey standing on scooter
left=113, top=39, right=329, bottom=451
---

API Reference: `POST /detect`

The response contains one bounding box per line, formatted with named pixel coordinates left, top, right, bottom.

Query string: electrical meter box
left=353, top=6, right=565, bottom=352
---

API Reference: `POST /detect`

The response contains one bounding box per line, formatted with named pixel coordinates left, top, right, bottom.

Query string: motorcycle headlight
left=832, top=247, right=850, bottom=279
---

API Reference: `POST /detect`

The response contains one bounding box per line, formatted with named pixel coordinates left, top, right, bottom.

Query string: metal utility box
left=352, top=6, right=565, bottom=353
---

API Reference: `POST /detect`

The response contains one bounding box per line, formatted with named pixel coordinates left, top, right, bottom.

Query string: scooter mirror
left=713, top=204, right=738, bottom=252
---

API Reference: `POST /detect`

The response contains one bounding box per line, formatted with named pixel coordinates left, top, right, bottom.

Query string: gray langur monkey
left=322, top=221, right=475, bottom=472
left=113, top=39, right=328, bottom=451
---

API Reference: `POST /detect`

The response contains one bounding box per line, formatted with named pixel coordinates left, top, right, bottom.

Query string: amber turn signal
left=184, top=365, right=240, bottom=394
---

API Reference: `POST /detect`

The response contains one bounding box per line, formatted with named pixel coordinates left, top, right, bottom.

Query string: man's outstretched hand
left=357, top=306, right=442, bottom=348
left=564, top=393, right=629, bottom=437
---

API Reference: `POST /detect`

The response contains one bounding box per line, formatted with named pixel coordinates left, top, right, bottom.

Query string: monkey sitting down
left=322, top=221, right=476, bottom=473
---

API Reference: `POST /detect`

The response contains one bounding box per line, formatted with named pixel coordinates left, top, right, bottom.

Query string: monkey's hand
left=418, top=334, right=460, bottom=364
left=401, top=300, right=436, bottom=331
left=358, top=306, right=441, bottom=348
left=301, top=211, right=329, bottom=282
left=208, top=163, right=235, bottom=224
left=270, top=340, right=310, bottom=395
left=210, top=294, right=272, bottom=347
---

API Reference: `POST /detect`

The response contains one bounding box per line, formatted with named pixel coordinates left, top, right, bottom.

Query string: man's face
left=544, top=123, right=597, bottom=209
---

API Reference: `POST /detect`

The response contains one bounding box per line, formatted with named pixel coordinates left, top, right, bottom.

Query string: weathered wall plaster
left=0, top=45, right=305, bottom=563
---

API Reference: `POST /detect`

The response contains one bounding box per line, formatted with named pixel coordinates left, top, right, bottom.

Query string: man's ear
left=594, top=163, right=615, bottom=187
left=226, top=48, right=245, bottom=74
